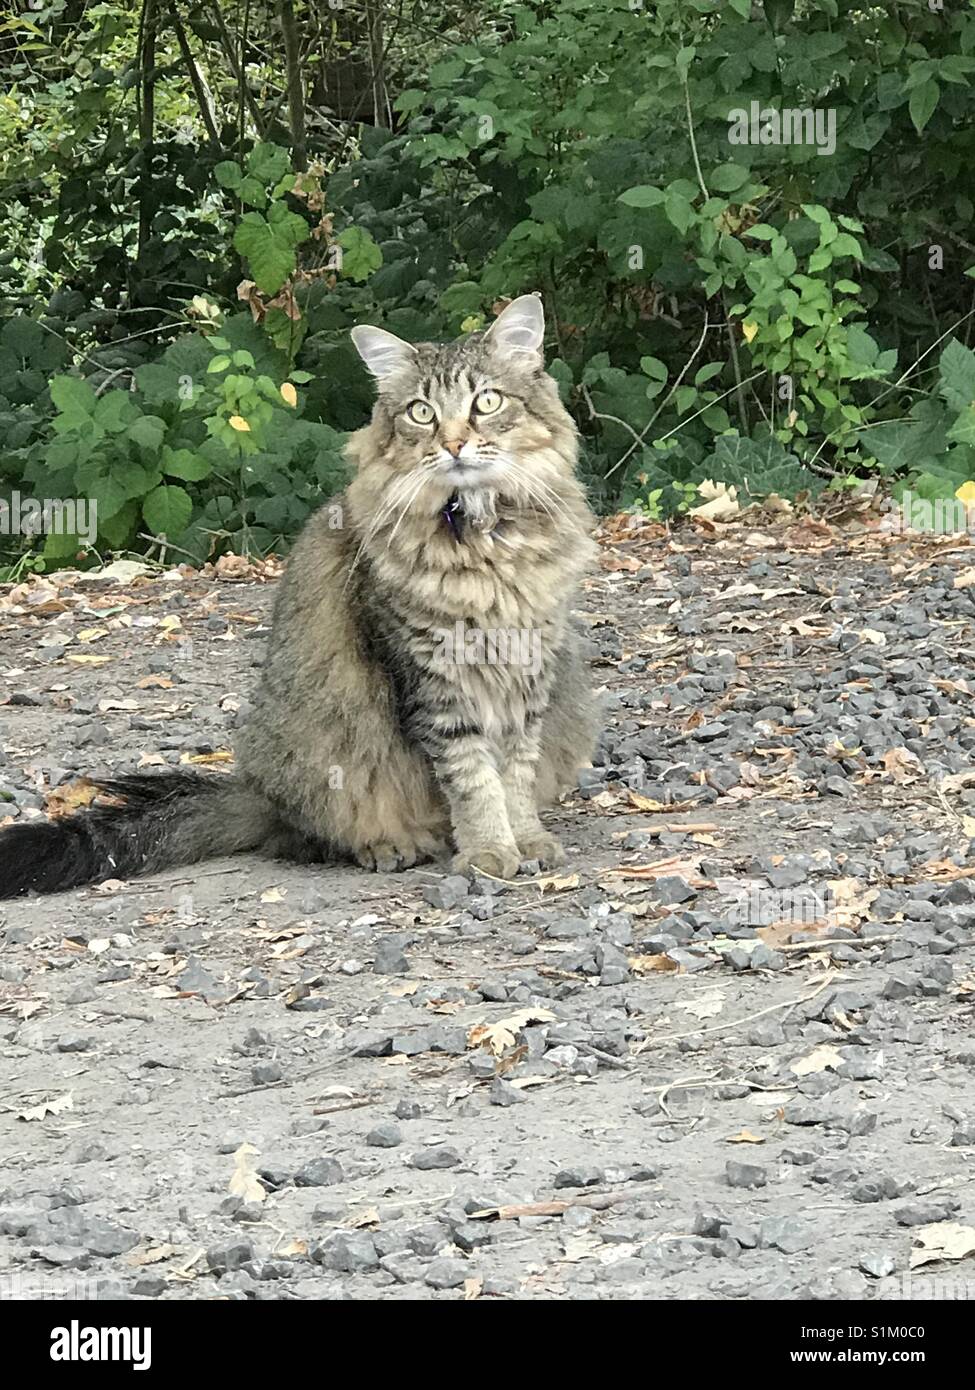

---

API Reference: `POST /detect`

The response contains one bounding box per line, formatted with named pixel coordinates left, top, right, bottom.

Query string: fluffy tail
left=0, top=772, right=277, bottom=898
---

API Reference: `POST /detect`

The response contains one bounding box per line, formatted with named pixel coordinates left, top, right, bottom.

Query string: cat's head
left=349, top=295, right=576, bottom=496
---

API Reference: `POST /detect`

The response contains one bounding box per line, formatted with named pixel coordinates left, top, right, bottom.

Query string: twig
left=634, top=969, right=836, bottom=1053
left=469, top=1181, right=661, bottom=1223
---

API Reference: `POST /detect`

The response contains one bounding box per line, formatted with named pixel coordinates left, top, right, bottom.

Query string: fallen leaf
left=629, top=953, right=680, bottom=975
left=44, top=777, right=100, bottom=817
left=535, top=872, right=580, bottom=893
left=228, top=1143, right=266, bottom=1204
left=909, top=1221, right=975, bottom=1269
left=726, top=1129, right=766, bottom=1144
left=65, top=653, right=112, bottom=666
left=883, top=746, right=923, bottom=783
left=125, top=1244, right=178, bottom=1268
left=790, top=1044, right=843, bottom=1077
left=467, top=1008, right=556, bottom=1057
left=677, top=988, right=725, bottom=1019
left=260, top=887, right=286, bottom=904
left=16, top=1093, right=73, bottom=1122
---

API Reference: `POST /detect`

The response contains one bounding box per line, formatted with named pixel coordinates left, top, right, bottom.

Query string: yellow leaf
left=65, top=653, right=111, bottom=666
left=955, top=480, right=975, bottom=506
left=742, top=320, right=759, bottom=343
left=726, top=1129, right=766, bottom=1144
left=228, top=415, right=251, bottom=432
left=280, top=382, right=298, bottom=408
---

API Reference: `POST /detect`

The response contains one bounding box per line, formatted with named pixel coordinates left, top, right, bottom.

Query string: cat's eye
left=406, top=400, right=435, bottom=425
left=473, top=389, right=504, bottom=415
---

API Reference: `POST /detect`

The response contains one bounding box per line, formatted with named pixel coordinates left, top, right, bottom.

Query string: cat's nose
left=442, top=439, right=466, bottom=458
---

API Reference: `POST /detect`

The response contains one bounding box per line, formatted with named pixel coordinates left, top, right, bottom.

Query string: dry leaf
left=726, top=1129, right=766, bottom=1144
left=790, top=1044, right=843, bottom=1077
left=228, top=1143, right=266, bottom=1204
left=260, top=887, right=286, bottom=904
left=464, top=1276, right=483, bottom=1301
left=883, top=746, right=923, bottom=783
left=44, top=777, right=100, bottom=818
left=17, top=1093, right=73, bottom=1122
left=909, top=1221, right=975, bottom=1269
left=536, top=872, right=580, bottom=893
left=687, top=478, right=739, bottom=522
left=628, top=953, right=679, bottom=975
left=125, top=1244, right=177, bottom=1267
left=677, top=988, right=725, bottom=1019
left=467, top=1008, right=556, bottom=1056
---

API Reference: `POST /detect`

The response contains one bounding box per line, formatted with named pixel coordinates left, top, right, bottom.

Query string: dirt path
left=2, top=514, right=975, bottom=1301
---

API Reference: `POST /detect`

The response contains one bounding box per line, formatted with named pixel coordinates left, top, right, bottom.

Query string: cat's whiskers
left=343, top=461, right=440, bottom=590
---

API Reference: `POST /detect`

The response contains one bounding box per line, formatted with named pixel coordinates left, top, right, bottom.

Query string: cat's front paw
left=516, top=831, right=565, bottom=869
left=452, top=844, right=521, bottom=881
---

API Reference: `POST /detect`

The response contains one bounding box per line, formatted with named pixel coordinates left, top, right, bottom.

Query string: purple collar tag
left=441, top=493, right=464, bottom=542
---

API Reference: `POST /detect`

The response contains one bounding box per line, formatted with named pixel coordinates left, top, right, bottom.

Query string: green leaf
left=337, top=225, right=384, bottom=282
left=214, top=161, right=243, bottom=191
left=710, top=163, right=749, bottom=193
left=640, top=356, right=668, bottom=383
left=664, top=189, right=695, bottom=236
left=143, top=484, right=193, bottom=537
left=618, top=186, right=665, bottom=208
left=234, top=207, right=307, bottom=295
left=128, top=415, right=166, bottom=453
left=939, top=339, right=975, bottom=412
left=246, top=142, right=291, bottom=186
left=909, top=79, right=940, bottom=133
left=208, top=355, right=231, bottom=373
left=237, top=177, right=268, bottom=209
left=161, top=448, right=212, bottom=482
left=50, top=375, right=96, bottom=419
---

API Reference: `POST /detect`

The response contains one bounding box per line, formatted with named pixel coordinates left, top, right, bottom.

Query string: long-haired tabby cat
left=0, top=295, right=598, bottom=898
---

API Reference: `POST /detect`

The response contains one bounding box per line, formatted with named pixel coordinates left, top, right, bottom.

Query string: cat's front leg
left=432, top=731, right=521, bottom=879
left=501, top=726, right=565, bottom=868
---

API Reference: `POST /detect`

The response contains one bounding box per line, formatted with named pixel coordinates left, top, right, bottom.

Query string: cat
left=0, top=294, right=599, bottom=898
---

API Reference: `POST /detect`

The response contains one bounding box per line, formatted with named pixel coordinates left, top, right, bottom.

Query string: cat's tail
left=0, top=771, right=278, bottom=898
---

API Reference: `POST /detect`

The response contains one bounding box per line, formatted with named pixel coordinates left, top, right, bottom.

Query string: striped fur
left=0, top=296, right=598, bottom=896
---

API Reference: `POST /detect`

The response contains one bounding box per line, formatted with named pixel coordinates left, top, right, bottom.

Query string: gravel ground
left=3, top=511, right=975, bottom=1302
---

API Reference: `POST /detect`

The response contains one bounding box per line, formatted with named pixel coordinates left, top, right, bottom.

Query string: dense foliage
left=3, top=0, right=975, bottom=571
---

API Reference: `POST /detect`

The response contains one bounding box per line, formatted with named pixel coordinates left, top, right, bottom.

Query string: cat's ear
left=350, top=324, right=417, bottom=381
left=485, top=294, right=545, bottom=360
